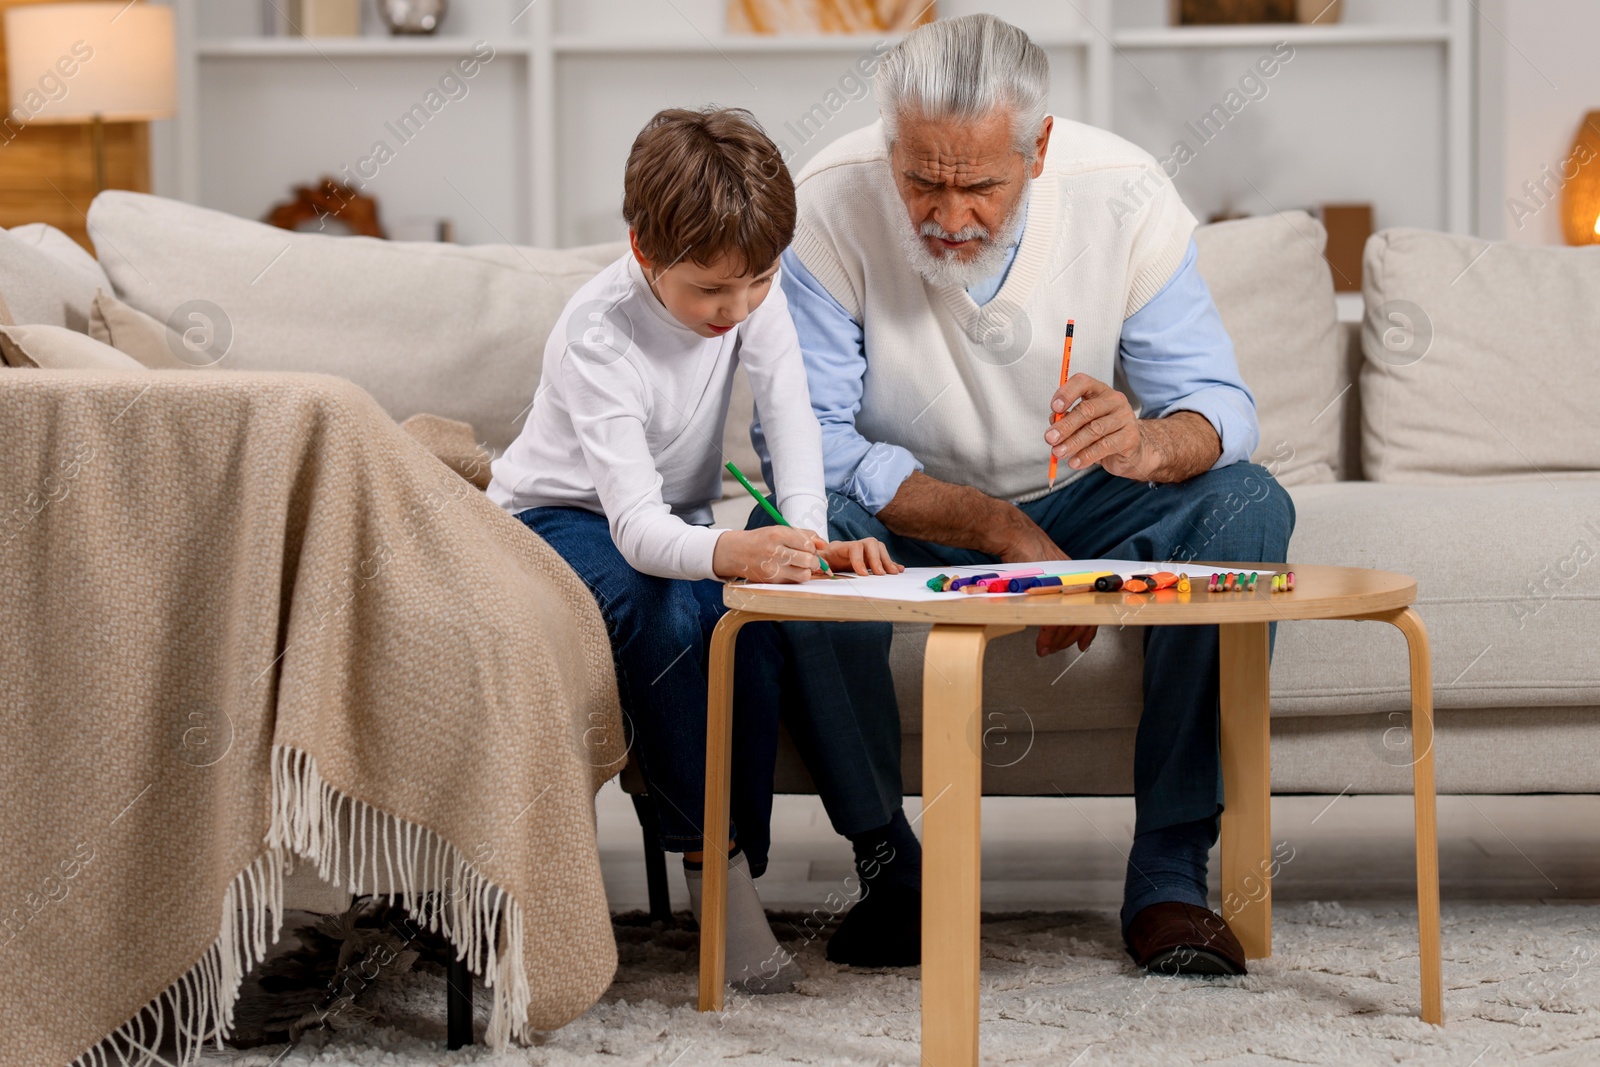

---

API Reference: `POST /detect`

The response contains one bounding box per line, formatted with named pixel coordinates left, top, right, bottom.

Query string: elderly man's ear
left=1030, top=116, right=1054, bottom=179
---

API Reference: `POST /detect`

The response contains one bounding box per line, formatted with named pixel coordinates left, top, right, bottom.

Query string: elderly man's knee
left=824, top=490, right=887, bottom=542
left=1172, top=463, right=1294, bottom=561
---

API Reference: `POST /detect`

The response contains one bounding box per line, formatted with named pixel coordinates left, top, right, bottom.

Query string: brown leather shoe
left=1124, top=902, right=1248, bottom=976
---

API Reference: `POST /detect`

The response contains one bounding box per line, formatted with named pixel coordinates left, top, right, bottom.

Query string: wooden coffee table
left=695, top=563, right=1442, bottom=1064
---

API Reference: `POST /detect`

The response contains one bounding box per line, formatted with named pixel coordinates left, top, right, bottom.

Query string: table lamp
left=4, top=2, right=176, bottom=193
left=1561, top=111, right=1600, bottom=246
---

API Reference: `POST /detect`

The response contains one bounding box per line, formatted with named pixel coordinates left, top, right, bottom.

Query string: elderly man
left=753, top=13, right=1293, bottom=976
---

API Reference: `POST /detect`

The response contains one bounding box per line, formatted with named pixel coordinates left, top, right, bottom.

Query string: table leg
left=698, top=610, right=758, bottom=1014
left=920, top=623, right=1018, bottom=1067
left=1219, top=621, right=1272, bottom=959
left=1386, top=607, right=1444, bottom=1025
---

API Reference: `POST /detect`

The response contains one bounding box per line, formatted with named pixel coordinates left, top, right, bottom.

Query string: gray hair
left=875, top=14, right=1050, bottom=160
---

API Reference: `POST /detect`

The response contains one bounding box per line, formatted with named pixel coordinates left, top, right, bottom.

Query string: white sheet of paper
left=740, top=559, right=1277, bottom=602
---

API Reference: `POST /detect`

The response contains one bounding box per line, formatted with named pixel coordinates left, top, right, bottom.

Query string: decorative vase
left=379, top=0, right=447, bottom=35
left=727, top=0, right=935, bottom=34
left=300, top=0, right=360, bottom=37
left=1560, top=111, right=1600, bottom=245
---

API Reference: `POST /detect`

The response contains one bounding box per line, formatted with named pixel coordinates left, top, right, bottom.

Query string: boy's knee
left=610, top=573, right=701, bottom=645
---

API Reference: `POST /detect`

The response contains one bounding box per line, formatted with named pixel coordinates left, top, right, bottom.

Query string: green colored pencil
left=725, top=461, right=832, bottom=575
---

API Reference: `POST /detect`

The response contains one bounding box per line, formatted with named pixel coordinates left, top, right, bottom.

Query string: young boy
left=488, top=107, right=900, bottom=994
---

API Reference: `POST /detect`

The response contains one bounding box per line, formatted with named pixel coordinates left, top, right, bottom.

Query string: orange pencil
left=1047, top=320, right=1075, bottom=490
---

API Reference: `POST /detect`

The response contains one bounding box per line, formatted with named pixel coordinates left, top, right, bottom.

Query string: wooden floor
left=596, top=782, right=1600, bottom=913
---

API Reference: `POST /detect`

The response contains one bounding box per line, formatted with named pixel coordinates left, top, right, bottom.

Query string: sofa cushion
left=1274, top=478, right=1600, bottom=712
left=88, top=289, right=193, bottom=369
left=1194, top=212, right=1342, bottom=487
left=1361, top=229, right=1600, bottom=482
left=0, top=323, right=146, bottom=370
left=0, top=224, right=111, bottom=331
left=85, top=191, right=622, bottom=453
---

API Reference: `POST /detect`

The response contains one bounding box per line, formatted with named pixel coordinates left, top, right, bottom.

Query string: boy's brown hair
left=623, top=107, right=795, bottom=277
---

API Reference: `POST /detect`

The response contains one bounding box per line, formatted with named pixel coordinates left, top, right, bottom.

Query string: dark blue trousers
left=518, top=506, right=787, bottom=867
left=814, top=463, right=1294, bottom=838
left=742, top=542, right=907, bottom=840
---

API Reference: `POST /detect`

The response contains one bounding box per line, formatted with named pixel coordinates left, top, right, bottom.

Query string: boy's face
left=630, top=232, right=781, bottom=339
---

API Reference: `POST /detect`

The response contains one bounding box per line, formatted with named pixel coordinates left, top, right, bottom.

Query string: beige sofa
left=9, top=191, right=1598, bottom=824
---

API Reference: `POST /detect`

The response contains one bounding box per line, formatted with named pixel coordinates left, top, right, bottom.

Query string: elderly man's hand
left=996, top=516, right=1098, bottom=657
left=1045, top=373, right=1157, bottom=482
left=1046, top=376, right=1225, bottom=485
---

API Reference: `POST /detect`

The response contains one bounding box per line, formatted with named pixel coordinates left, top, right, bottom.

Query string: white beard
left=896, top=180, right=1030, bottom=290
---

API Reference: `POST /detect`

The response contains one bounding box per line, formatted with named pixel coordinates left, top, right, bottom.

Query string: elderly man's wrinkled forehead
left=890, top=108, right=1030, bottom=186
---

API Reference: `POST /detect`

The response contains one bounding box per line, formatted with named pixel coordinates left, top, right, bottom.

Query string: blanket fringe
left=71, top=745, right=531, bottom=1066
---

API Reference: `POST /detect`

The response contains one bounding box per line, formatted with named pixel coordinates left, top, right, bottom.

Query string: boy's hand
left=713, top=526, right=822, bottom=584
left=816, top=536, right=903, bottom=577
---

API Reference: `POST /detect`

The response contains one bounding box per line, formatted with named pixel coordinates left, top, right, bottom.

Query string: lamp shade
left=1562, top=111, right=1600, bottom=246
left=4, top=2, right=176, bottom=124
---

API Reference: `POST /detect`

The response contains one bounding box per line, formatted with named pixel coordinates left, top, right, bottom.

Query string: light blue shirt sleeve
left=755, top=247, right=923, bottom=513
left=1119, top=238, right=1260, bottom=469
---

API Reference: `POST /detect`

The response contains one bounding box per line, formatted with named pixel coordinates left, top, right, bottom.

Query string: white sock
left=683, top=851, right=801, bottom=995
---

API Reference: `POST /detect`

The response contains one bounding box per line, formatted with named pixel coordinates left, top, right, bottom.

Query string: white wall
left=1477, top=0, right=1600, bottom=243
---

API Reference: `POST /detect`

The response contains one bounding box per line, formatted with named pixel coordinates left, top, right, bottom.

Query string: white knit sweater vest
left=790, top=117, right=1196, bottom=502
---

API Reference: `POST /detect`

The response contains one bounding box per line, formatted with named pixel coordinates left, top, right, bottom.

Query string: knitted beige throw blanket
left=0, top=371, right=626, bottom=1065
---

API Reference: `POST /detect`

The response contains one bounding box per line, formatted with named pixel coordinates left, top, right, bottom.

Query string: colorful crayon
left=963, top=578, right=1013, bottom=594
left=1024, top=580, right=1100, bottom=597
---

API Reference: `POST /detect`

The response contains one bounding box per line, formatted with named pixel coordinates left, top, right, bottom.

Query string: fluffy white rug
left=202, top=902, right=1600, bottom=1066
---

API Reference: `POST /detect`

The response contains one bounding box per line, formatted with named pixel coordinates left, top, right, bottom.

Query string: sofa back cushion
left=0, top=224, right=112, bottom=331
left=85, top=191, right=622, bottom=453
left=1193, top=211, right=1342, bottom=486
left=1361, top=228, right=1600, bottom=482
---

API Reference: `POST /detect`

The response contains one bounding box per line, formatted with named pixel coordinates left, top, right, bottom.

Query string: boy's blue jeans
left=758, top=462, right=1295, bottom=842
left=518, top=506, right=788, bottom=868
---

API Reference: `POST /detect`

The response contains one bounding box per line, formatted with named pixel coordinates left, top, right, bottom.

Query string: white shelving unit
left=548, top=31, right=1092, bottom=53
left=167, top=0, right=1475, bottom=247
left=193, top=36, right=532, bottom=56
left=1110, top=23, right=1453, bottom=47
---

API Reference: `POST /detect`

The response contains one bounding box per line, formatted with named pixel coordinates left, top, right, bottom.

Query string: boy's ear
left=627, top=230, right=653, bottom=273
